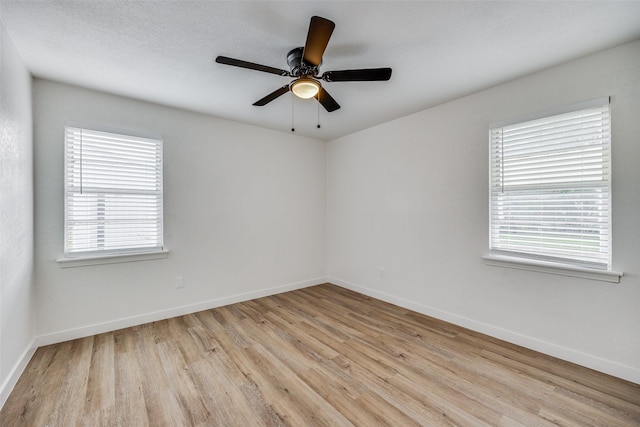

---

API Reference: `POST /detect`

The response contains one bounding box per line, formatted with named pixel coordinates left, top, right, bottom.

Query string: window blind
left=64, top=126, right=163, bottom=256
left=489, top=102, right=611, bottom=269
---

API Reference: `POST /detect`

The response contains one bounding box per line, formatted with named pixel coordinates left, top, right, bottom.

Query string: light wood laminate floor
left=2, top=283, right=639, bottom=426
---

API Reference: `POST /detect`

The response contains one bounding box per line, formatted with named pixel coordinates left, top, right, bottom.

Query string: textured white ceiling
left=2, top=1, right=640, bottom=140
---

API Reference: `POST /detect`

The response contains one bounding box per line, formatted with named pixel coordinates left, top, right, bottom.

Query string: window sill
left=57, top=250, right=169, bottom=268
left=482, top=254, right=623, bottom=283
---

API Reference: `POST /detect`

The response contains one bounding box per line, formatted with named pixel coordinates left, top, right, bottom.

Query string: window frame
left=485, top=98, right=622, bottom=282
left=60, top=124, right=166, bottom=265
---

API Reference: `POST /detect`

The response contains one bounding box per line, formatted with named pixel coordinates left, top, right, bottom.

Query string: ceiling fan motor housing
left=287, top=47, right=320, bottom=77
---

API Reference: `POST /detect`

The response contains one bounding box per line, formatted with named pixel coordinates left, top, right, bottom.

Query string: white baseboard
left=37, top=277, right=327, bottom=347
left=329, top=276, right=640, bottom=385
left=0, top=337, right=37, bottom=411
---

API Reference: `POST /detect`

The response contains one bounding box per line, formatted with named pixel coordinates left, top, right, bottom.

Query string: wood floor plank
left=237, top=342, right=350, bottom=426
left=1, top=342, right=68, bottom=426
left=482, top=347, right=640, bottom=421
left=82, top=333, right=115, bottom=420
left=2, top=283, right=639, bottom=426
left=131, top=323, right=188, bottom=426
left=354, top=390, right=423, bottom=426
left=45, top=337, right=94, bottom=427
left=187, top=322, right=281, bottom=426
left=156, top=340, right=210, bottom=425
left=114, top=348, right=149, bottom=426
left=295, top=367, right=378, bottom=426
left=323, top=353, right=460, bottom=426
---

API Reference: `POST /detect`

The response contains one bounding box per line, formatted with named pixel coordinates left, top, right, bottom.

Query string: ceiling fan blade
left=303, top=16, right=335, bottom=67
left=216, top=56, right=290, bottom=76
left=322, top=68, right=392, bottom=82
left=316, top=87, right=340, bottom=112
left=253, top=85, right=290, bottom=106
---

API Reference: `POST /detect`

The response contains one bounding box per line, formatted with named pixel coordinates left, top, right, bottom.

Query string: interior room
left=1, top=1, right=639, bottom=425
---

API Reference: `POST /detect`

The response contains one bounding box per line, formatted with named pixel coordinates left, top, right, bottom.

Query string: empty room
left=1, top=1, right=639, bottom=425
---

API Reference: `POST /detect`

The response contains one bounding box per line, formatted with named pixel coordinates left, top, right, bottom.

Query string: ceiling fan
left=216, top=16, right=392, bottom=113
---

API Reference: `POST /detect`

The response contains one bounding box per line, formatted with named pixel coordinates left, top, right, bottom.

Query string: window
left=489, top=98, right=611, bottom=270
left=64, top=126, right=163, bottom=258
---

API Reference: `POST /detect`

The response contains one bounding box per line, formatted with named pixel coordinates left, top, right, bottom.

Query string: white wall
left=327, top=40, right=640, bottom=383
left=0, top=20, right=36, bottom=406
left=33, top=80, right=327, bottom=343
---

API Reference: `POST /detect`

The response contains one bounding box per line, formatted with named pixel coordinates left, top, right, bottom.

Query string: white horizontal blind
left=489, top=102, right=611, bottom=269
left=64, top=126, right=163, bottom=256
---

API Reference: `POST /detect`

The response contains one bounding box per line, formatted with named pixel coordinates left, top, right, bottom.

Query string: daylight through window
left=489, top=99, right=611, bottom=270
left=64, top=126, right=163, bottom=257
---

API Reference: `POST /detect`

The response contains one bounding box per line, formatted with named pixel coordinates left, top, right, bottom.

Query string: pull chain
left=317, top=100, right=321, bottom=129
left=291, top=94, right=295, bottom=132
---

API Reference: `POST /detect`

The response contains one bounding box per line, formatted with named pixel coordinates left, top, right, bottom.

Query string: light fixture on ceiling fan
left=290, top=77, right=321, bottom=99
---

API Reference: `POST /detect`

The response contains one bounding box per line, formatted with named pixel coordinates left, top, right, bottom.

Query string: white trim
left=0, top=338, right=37, bottom=411
left=36, top=277, right=327, bottom=346
left=63, top=125, right=164, bottom=257
left=488, top=100, right=612, bottom=269
left=57, top=249, right=169, bottom=268
left=64, top=120, right=162, bottom=141
left=489, top=96, right=610, bottom=129
left=482, top=254, right=623, bottom=283
left=328, top=277, right=640, bottom=385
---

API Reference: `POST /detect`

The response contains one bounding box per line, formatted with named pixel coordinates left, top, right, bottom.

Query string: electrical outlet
left=379, top=267, right=385, bottom=278
left=176, top=276, right=184, bottom=289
